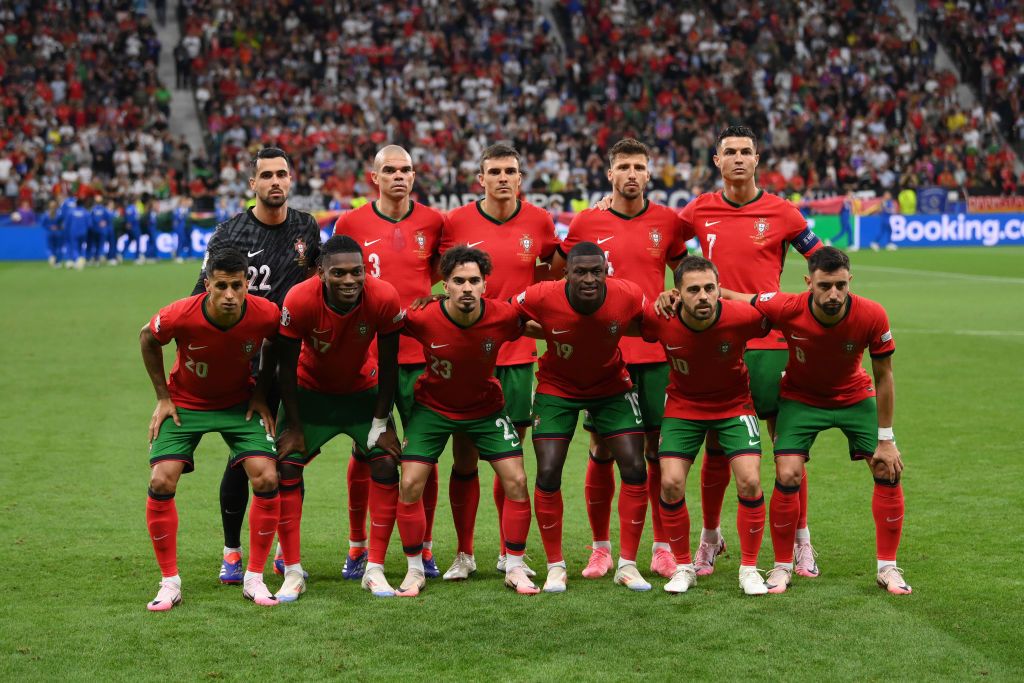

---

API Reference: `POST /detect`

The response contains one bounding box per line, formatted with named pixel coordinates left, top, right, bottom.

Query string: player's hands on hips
left=411, top=294, right=444, bottom=310
left=594, top=194, right=613, bottom=210
left=655, top=289, right=680, bottom=318
left=872, top=440, right=903, bottom=482
left=374, top=426, right=402, bottom=457
left=149, top=398, right=181, bottom=443
left=276, top=428, right=306, bottom=459
left=246, top=397, right=276, bottom=438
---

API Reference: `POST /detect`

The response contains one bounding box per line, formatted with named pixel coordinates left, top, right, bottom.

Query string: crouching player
left=641, top=256, right=771, bottom=595
left=732, top=247, right=910, bottom=595
left=395, top=245, right=539, bottom=596
left=273, top=235, right=404, bottom=600
left=512, top=242, right=650, bottom=594
left=140, top=246, right=281, bottom=611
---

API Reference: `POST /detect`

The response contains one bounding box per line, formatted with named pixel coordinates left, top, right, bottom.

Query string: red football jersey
left=640, top=299, right=770, bottom=419
left=334, top=200, right=443, bottom=365
left=679, top=191, right=821, bottom=350
left=149, top=293, right=280, bottom=410
left=753, top=291, right=895, bottom=408
left=561, top=201, right=692, bottom=364
left=512, top=278, right=645, bottom=399
left=279, top=275, right=404, bottom=395
left=441, top=200, right=559, bottom=366
left=402, top=299, right=524, bottom=419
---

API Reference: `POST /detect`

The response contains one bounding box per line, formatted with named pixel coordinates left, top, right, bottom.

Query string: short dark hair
left=608, top=138, right=649, bottom=166
left=207, top=246, right=248, bottom=275
left=251, top=147, right=293, bottom=174
left=673, top=255, right=719, bottom=287
left=716, top=125, right=758, bottom=150
left=440, top=244, right=493, bottom=280
left=321, top=234, right=363, bottom=263
left=479, top=143, right=521, bottom=174
left=807, top=246, right=851, bottom=274
left=567, top=241, right=606, bottom=263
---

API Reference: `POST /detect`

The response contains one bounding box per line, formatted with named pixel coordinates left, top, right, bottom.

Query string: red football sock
left=450, top=469, right=480, bottom=555
left=368, top=479, right=398, bottom=565
left=618, top=482, right=648, bottom=562
left=277, top=477, right=303, bottom=566
left=797, top=467, right=809, bottom=529
left=501, top=497, right=532, bottom=557
left=247, top=489, right=281, bottom=572
left=146, top=491, right=178, bottom=577
left=534, top=487, right=564, bottom=564
left=736, top=493, right=766, bottom=566
left=659, top=497, right=691, bottom=564
left=872, top=480, right=905, bottom=562
left=700, top=448, right=731, bottom=530
left=647, top=458, right=666, bottom=543
left=584, top=455, right=615, bottom=542
left=423, top=464, right=438, bottom=546
left=347, top=457, right=370, bottom=544
left=493, top=473, right=506, bottom=555
left=396, top=499, right=426, bottom=557
left=769, top=481, right=800, bottom=564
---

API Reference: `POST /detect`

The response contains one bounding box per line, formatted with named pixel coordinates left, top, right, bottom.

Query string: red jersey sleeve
left=751, top=290, right=792, bottom=325
left=737, top=301, right=773, bottom=339
left=538, top=211, right=560, bottom=260
left=150, top=299, right=184, bottom=345
left=511, top=282, right=545, bottom=322
left=374, top=279, right=406, bottom=336
left=559, top=212, right=586, bottom=255
left=439, top=212, right=455, bottom=254
left=867, top=307, right=896, bottom=358
left=279, top=285, right=312, bottom=340
left=667, top=212, right=694, bottom=260
left=639, top=303, right=665, bottom=344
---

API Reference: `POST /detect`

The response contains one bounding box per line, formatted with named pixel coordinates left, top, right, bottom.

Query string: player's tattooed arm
left=274, top=336, right=306, bottom=458
left=247, top=339, right=276, bottom=438
left=870, top=355, right=902, bottom=482
left=140, top=324, right=180, bottom=442
left=368, top=332, right=401, bottom=455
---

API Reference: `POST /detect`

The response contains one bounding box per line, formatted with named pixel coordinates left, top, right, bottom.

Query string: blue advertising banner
left=858, top=213, right=1024, bottom=248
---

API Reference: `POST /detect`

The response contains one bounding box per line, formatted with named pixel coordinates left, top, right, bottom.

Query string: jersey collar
left=322, top=284, right=363, bottom=317
left=607, top=199, right=649, bottom=220
left=372, top=200, right=414, bottom=223
left=201, top=295, right=248, bottom=331
left=806, top=292, right=853, bottom=327
left=440, top=298, right=486, bottom=329
left=721, top=189, right=764, bottom=209
left=475, top=199, right=521, bottom=225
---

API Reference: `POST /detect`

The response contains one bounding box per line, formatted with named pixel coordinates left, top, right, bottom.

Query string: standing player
left=512, top=242, right=650, bottom=594
left=395, top=246, right=538, bottom=596
left=42, top=199, right=62, bottom=267
left=333, top=144, right=444, bottom=580
left=140, top=246, right=282, bottom=610
left=193, top=147, right=322, bottom=585
left=62, top=196, right=91, bottom=270
left=439, top=143, right=561, bottom=580
left=677, top=125, right=823, bottom=578
left=125, top=195, right=143, bottom=264
left=273, top=236, right=404, bottom=601
left=172, top=196, right=193, bottom=263
left=561, top=138, right=692, bottom=579
left=638, top=256, right=770, bottom=595
left=730, top=247, right=909, bottom=595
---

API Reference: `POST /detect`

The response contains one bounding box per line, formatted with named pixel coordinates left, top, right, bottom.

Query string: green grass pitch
left=1, top=247, right=1022, bottom=680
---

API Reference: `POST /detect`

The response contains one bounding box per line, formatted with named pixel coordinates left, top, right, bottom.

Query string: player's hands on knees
left=375, top=426, right=403, bottom=457
left=594, top=194, right=613, bottom=210
left=411, top=294, right=444, bottom=310
left=872, top=440, right=903, bottom=483
left=149, top=398, right=180, bottom=443
left=655, top=289, right=680, bottom=318
left=246, top=397, right=276, bottom=438
left=276, top=428, right=306, bottom=459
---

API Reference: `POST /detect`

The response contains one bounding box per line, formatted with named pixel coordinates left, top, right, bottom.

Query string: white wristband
left=878, top=427, right=895, bottom=441
left=367, top=417, right=389, bottom=450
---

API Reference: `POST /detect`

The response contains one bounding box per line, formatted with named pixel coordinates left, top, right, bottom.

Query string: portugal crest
left=719, top=341, right=731, bottom=354
left=243, top=340, right=256, bottom=354
left=649, top=228, right=662, bottom=247
left=415, top=230, right=426, bottom=250
left=294, top=237, right=308, bottom=266
left=609, top=320, right=620, bottom=336
left=752, top=218, right=769, bottom=243
left=358, top=321, right=370, bottom=336
left=844, top=340, right=856, bottom=353
left=482, top=337, right=496, bottom=355
left=520, top=234, right=534, bottom=252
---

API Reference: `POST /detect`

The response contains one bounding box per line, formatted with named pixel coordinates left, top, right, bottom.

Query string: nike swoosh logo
left=552, top=329, right=570, bottom=335
left=187, top=344, right=208, bottom=350
left=748, top=439, right=759, bottom=446
left=791, top=335, right=809, bottom=341
left=542, top=523, right=557, bottom=530
left=248, top=249, right=264, bottom=257
left=467, top=241, right=485, bottom=248
left=363, top=239, right=381, bottom=246
left=430, top=343, right=449, bottom=349
left=313, top=328, right=331, bottom=334
left=669, top=535, right=685, bottom=542
left=772, top=522, right=792, bottom=528
left=749, top=527, right=764, bottom=534
left=152, top=534, right=169, bottom=541
left=596, top=236, right=614, bottom=245
left=704, top=220, right=720, bottom=227
left=886, top=515, right=904, bottom=523
left=666, top=345, right=684, bottom=351
left=635, top=418, right=643, bottom=424
left=258, top=530, right=275, bottom=536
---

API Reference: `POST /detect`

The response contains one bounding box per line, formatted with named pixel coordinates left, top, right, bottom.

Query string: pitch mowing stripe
left=896, top=329, right=1024, bottom=337
left=855, top=264, right=1024, bottom=284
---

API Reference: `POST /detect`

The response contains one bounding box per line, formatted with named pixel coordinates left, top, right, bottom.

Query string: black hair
left=566, top=241, right=606, bottom=263
left=807, top=246, right=851, bottom=274
left=479, top=143, right=522, bottom=174
left=608, top=138, right=649, bottom=166
left=207, top=246, right=248, bottom=275
left=716, top=125, right=758, bottom=150
left=250, top=147, right=293, bottom=174
left=321, top=234, right=363, bottom=262
left=440, top=244, right=493, bottom=280
left=673, top=255, right=719, bottom=287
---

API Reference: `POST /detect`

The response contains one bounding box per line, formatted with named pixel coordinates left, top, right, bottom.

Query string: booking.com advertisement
left=858, top=213, right=1024, bottom=248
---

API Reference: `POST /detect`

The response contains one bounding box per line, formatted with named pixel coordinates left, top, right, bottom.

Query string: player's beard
left=617, top=183, right=643, bottom=201
left=260, top=189, right=288, bottom=208
left=684, top=301, right=714, bottom=321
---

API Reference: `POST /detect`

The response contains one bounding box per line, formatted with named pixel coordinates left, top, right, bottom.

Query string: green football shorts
left=149, top=403, right=276, bottom=472
left=401, top=403, right=523, bottom=464
left=658, top=415, right=763, bottom=461
left=772, top=397, right=878, bottom=461
left=533, top=390, right=645, bottom=441
left=276, top=386, right=387, bottom=465
left=395, top=363, right=426, bottom=429
left=496, top=363, right=535, bottom=427
left=582, top=363, right=667, bottom=434
left=743, top=349, right=787, bottom=419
